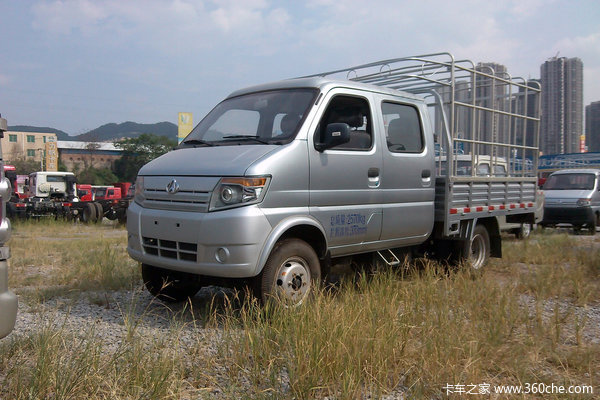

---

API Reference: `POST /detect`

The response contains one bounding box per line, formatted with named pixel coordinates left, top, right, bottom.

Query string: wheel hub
left=470, top=234, right=485, bottom=269
left=276, top=257, right=311, bottom=303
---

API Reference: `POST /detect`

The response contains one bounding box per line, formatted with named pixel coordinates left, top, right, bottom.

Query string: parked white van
left=541, top=169, right=600, bottom=235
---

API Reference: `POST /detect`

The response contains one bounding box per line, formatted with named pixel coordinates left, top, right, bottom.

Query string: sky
left=1, top=0, right=599, bottom=135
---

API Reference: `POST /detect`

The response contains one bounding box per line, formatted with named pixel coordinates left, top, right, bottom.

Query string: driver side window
left=317, top=95, right=373, bottom=151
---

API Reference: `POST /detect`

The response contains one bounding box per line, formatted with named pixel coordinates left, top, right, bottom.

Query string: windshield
left=181, top=89, right=318, bottom=146
left=544, top=173, right=596, bottom=190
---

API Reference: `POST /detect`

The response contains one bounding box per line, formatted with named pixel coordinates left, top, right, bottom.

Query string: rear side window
left=382, top=102, right=423, bottom=153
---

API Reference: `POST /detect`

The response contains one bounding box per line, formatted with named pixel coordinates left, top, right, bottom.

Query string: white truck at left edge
left=0, top=114, right=17, bottom=339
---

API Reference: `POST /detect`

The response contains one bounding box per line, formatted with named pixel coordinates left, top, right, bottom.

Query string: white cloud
left=31, top=0, right=109, bottom=35
left=31, top=0, right=291, bottom=51
left=509, top=0, right=548, bottom=18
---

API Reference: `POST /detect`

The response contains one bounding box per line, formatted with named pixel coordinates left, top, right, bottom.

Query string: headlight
left=134, top=176, right=145, bottom=204
left=577, top=198, right=591, bottom=207
left=209, top=176, right=270, bottom=211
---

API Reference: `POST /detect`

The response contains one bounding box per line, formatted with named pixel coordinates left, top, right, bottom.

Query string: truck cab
left=77, top=184, right=93, bottom=202
left=94, top=186, right=121, bottom=201
left=26, top=171, right=77, bottom=201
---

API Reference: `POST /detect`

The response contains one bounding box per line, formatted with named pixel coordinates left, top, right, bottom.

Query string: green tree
left=7, top=156, right=41, bottom=175
left=114, top=134, right=176, bottom=182
left=76, top=167, right=119, bottom=185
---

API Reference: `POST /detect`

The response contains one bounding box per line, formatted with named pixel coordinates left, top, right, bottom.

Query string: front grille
left=142, top=189, right=211, bottom=212
left=142, top=237, right=198, bottom=262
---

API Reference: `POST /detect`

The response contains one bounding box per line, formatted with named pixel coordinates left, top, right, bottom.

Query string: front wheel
left=142, top=264, right=203, bottom=302
left=258, top=239, right=321, bottom=306
left=468, top=224, right=490, bottom=270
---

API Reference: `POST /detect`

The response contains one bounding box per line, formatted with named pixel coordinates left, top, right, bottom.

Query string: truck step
left=376, top=249, right=404, bottom=267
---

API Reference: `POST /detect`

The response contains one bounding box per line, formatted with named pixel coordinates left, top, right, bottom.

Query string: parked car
left=540, top=169, right=600, bottom=235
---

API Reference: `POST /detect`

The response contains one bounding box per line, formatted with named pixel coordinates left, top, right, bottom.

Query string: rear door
left=308, top=89, right=383, bottom=254
left=376, top=96, right=435, bottom=245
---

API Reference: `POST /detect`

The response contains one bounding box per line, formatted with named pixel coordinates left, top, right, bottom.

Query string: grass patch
left=214, top=264, right=599, bottom=398
left=1, top=224, right=599, bottom=398
left=9, top=219, right=139, bottom=302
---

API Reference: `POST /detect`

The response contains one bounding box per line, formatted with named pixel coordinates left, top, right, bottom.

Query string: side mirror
left=315, top=123, right=350, bottom=152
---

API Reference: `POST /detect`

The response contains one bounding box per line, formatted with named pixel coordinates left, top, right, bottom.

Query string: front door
left=308, top=90, right=383, bottom=255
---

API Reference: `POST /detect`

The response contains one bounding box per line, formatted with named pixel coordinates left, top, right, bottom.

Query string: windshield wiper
left=179, top=139, right=215, bottom=147
left=222, top=135, right=270, bottom=144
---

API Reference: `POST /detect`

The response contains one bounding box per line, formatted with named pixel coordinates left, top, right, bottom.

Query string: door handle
left=368, top=168, right=380, bottom=188
left=421, top=169, right=432, bottom=187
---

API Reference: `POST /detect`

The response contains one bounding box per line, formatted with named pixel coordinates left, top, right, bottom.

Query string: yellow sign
left=178, top=112, right=193, bottom=144
left=45, top=141, right=58, bottom=171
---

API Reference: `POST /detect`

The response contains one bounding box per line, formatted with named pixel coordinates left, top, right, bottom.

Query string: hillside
left=77, top=121, right=177, bottom=142
left=8, top=121, right=178, bottom=142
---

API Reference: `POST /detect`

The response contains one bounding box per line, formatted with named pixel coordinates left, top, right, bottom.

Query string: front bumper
left=541, top=206, right=594, bottom=226
left=0, top=259, right=17, bottom=339
left=127, top=201, right=272, bottom=278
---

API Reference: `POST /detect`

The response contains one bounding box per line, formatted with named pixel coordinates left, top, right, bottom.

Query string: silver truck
left=0, top=114, right=16, bottom=338
left=127, top=53, right=541, bottom=304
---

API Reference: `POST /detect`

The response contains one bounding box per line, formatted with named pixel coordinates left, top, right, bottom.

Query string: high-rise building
left=540, top=57, right=583, bottom=154
left=586, top=101, right=600, bottom=153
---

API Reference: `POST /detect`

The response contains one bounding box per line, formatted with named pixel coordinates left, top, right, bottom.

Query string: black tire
left=81, top=203, right=96, bottom=224
left=94, top=202, right=103, bottom=223
left=117, top=208, right=127, bottom=224
left=141, top=264, right=203, bottom=302
left=515, top=223, right=532, bottom=239
left=587, top=217, right=596, bottom=235
left=106, top=209, right=117, bottom=221
left=468, top=224, right=490, bottom=270
left=258, top=238, right=321, bottom=305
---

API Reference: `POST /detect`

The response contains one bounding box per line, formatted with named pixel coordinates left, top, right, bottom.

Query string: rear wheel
left=515, top=223, right=532, bottom=239
left=81, top=203, right=96, bottom=224
left=141, top=264, right=203, bottom=302
left=468, top=224, right=490, bottom=270
left=94, top=202, right=103, bottom=223
left=258, top=239, right=321, bottom=306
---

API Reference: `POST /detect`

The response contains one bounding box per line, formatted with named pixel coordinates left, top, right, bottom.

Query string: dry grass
left=0, top=222, right=599, bottom=399
left=9, top=219, right=139, bottom=302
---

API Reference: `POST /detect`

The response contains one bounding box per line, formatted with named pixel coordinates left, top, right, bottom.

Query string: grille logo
left=166, top=179, right=180, bottom=194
